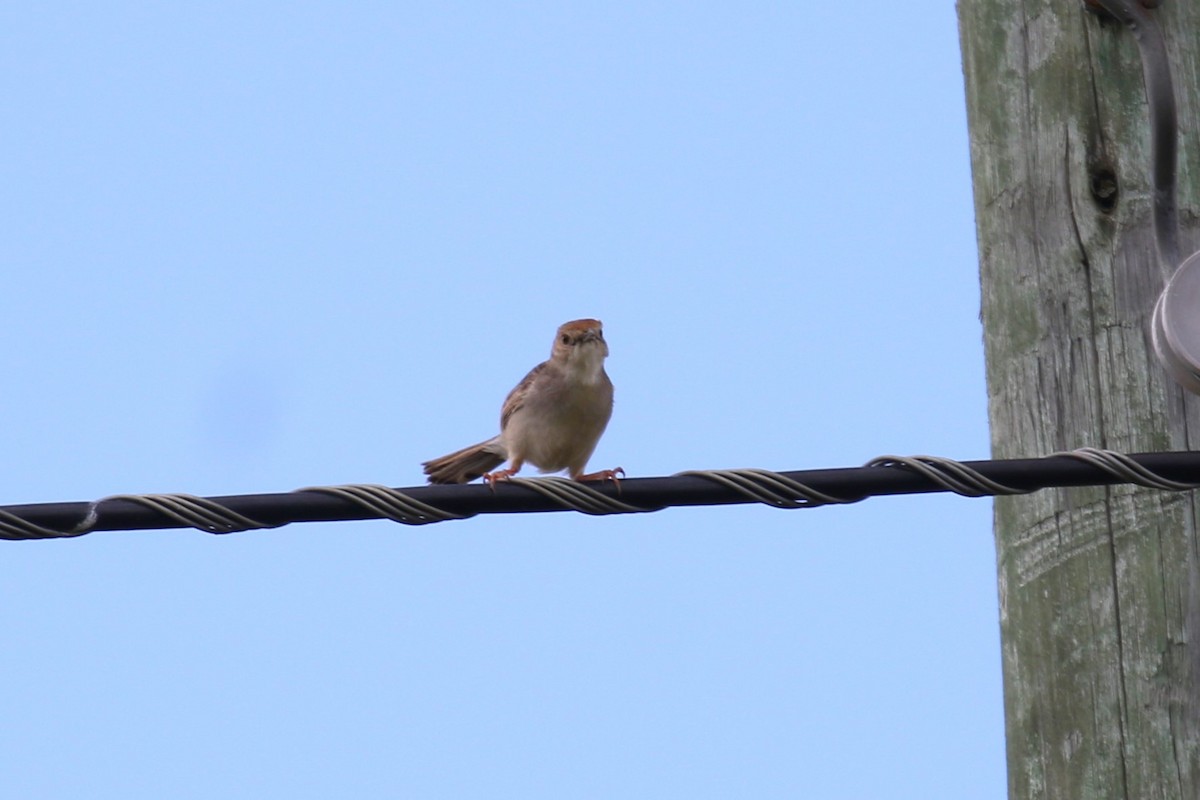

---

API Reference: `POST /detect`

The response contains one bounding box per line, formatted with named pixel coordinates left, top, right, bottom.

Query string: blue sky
left=1, top=3, right=1000, bottom=797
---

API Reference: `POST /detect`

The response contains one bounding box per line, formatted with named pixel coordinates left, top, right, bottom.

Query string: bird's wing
left=500, top=360, right=548, bottom=430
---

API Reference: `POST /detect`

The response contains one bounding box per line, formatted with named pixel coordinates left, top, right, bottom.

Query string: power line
left=3, top=448, right=1199, bottom=540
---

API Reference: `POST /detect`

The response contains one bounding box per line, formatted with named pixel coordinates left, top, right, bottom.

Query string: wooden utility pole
left=957, top=1, right=1200, bottom=798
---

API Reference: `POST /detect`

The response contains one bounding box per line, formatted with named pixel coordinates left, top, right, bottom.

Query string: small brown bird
left=422, top=319, right=622, bottom=486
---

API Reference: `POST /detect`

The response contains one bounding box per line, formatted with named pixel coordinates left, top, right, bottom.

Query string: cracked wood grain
left=957, top=1, right=1200, bottom=798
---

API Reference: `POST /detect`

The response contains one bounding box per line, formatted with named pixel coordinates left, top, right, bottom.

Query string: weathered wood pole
left=957, top=1, right=1200, bottom=798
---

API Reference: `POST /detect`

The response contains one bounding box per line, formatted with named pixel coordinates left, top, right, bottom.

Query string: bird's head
left=551, top=318, right=608, bottom=374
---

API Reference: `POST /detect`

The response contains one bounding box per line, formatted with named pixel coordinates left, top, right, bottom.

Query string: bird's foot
left=483, top=467, right=520, bottom=490
left=574, top=467, right=625, bottom=492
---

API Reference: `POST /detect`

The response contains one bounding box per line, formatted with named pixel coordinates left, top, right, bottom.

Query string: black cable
left=3, top=449, right=1200, bottom=539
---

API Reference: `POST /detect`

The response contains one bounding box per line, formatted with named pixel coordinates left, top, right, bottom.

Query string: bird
left=422, top=318, right=623, bottom=487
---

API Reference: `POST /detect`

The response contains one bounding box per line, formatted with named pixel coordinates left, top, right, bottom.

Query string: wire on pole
left=3, top=448, right=1199, bottom=540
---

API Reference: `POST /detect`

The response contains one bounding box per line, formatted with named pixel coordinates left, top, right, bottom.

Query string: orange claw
left=574, top=466, right=625, bottom=493
left=483, top=467, right=520, bottom=490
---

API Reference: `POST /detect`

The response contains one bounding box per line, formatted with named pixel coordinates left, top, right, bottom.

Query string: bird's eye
left=560, top=334, right=570, bottom=345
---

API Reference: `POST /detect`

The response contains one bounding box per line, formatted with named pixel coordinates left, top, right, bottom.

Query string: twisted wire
left=1052, top=446, right=1200, bottom=491
left=0, top=508, right=91, bottom=540
left=674, top=468, right=861, bottom=507
left=99, top=493, right=278, bottom=533
left=4, top=447, right=1200, bottom=538
left=864, top=455, right=1029, bottom=497
left=503, top=476, right=659, bottom=515
left=0, top=492, right=278, bottom=541
left=297, top=484, right=474, bottom=525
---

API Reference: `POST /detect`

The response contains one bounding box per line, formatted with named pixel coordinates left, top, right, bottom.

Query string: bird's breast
left=502, top=368, right=613, bottom=471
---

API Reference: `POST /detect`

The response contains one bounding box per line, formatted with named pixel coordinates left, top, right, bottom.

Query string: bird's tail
left=422, top=436, right=506, bottom=484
